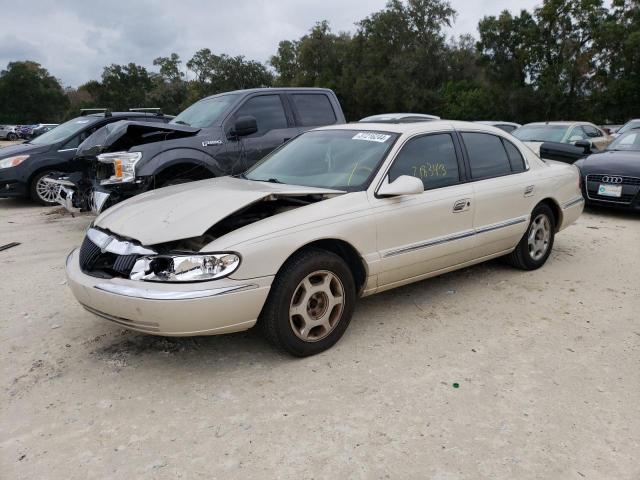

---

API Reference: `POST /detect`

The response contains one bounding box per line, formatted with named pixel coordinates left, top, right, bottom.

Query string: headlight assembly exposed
left=0, top=155, right=29, bottom=169
left=129, top=253, right=240, bottom=282
left=98, top=151, right=142, bottom=184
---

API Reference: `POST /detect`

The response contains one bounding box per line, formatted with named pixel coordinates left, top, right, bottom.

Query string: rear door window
left=461, top=132, right=512, bottom=179
left=291, top=94, right=337, bottom=127
left=388, top=133, right=460, bottom=190
left=233, top=95, right=288, bottom=136
left=501, top=138, right=526, bottom=172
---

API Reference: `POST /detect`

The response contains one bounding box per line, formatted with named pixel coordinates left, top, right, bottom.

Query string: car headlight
left=0, top=155, right=29, bottom=169
left=129, top=253, right=240, bottom=282
left=97, top=151, right=142, bottom=184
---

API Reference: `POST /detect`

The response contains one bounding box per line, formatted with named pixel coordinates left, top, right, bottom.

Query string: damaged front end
left=50, top=120, right=201, bottom=214
left=82, top=190, right=334, bottom=281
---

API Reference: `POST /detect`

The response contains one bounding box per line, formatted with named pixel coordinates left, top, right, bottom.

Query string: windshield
left=607, top=131, right=640, bottom=152
left=245, top=130, right=399, bottom=190
left=29, top=117, right=95, bottom=145
left=512, top=124, right=569, bottom=142
left=171, top=94, right=239, bottom=128
left=617, top=120, right=640, bottom=135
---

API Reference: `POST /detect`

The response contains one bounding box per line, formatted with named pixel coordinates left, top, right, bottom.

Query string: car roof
left=202, top=87, right=335, bottom=101
left=316, top=120, right=508, bottom=135
left=360, top=113, right=440, bottom=121
left=523, top=121, right=595, bottom=127
left=475, top=121, right=520, bottom=127
left=82, top=111, right=171, bottom=120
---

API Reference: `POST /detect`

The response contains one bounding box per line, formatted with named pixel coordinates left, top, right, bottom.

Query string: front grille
left=79, top=235, right=139, bottom=278
left=586, top=174, right=640, bottom=205
left=586, top=174, right=640, bottom=186
left=586, top=189, right=636, bottom=204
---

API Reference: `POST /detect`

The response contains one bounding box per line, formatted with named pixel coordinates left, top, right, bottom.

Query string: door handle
left=524, top=185, right=535, bottom=197
left=453, top=199, right=471, bottom=212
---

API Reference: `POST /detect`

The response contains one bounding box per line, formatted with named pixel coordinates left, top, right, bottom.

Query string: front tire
left=30, top=170, right=60, bottom=206
left=259, top=248, right=356, bottom=357
left=506, top=204, right=555, bottom=270
left=7, top=133, right=17, bottom=141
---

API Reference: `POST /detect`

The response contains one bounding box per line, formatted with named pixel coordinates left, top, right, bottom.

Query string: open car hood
left=94, top=176, right=343, bottom=245
left=77, top=120, right=201, bottom=157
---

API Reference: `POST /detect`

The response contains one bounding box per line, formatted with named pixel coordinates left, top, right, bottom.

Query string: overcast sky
left=0, top=0, right=540, bottom=87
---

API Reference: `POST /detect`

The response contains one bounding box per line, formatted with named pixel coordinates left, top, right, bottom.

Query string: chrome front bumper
left=44, top=177, right=111, bottom=214
left=65, top=248, right=273, bottom=336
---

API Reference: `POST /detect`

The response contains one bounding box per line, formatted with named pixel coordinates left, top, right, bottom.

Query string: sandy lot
left=1, top=199, right=638, bottom=479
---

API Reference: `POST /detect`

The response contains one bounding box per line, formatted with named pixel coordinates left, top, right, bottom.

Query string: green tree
left=90, top=63, right=154, bottom=111
left=0, top=61, right=69, bottom=123
left=186, top=48, right=273, bottom=103
left=150, top=53, right=188, bottom=115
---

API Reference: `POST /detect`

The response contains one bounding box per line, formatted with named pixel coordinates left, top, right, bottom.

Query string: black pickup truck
left=55, top=88, right=345, bottom=213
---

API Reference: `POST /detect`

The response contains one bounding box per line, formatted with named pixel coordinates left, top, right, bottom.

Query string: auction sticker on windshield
left=352, top=132, right=391, bottom=142
left=598, top=184, right=622, bottom=197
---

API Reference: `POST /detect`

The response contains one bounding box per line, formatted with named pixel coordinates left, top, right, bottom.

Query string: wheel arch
left=283, top=238, right=368, bottom=296
left=536, top=197, right=563, bottom=232
left=152, top=160, right=216, bottom=185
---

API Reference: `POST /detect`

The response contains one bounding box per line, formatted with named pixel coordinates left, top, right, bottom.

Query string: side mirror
left=231, top=116, right=257, bottom=137
left=378, top=175, right=424, bottom=197
left=539, top=141, right=588, bottom=163
left=574, top=140, right=592, bottom=154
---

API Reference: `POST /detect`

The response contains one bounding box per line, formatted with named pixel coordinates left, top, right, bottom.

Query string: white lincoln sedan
left=66, top=121, right=584, bottom=356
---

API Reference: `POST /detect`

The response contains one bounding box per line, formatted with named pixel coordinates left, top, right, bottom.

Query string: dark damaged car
left=0, top=111, right=172, bottom=205
left=55, top=88, right=345, bottom=213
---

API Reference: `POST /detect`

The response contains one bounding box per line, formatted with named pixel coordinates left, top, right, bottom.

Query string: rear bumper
left=66, top=248, right=273, bottom=336
left=559, top=196, right=585, bottom=230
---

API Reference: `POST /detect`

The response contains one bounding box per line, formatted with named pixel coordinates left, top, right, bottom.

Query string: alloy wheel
left=35, top=175, right=60, bottom=204
left=289, top=270, right=345, bottom=342
left=527, top=214, right=551, bottom=261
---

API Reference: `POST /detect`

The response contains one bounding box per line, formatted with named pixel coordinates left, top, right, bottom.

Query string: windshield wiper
left=251, top=177, right=283, bottom=184
left=173, top=120, right=190, bottom=126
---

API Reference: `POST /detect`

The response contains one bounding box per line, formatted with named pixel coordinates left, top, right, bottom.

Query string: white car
left=0, top=125, right=18, bottom=140
left=66, top=121, right=584, bottom=356
left=513, top=121, right=612, bottom=156
left=360, top=113, right=440, bottom=123
left=474, top=121, right=521, bottom=133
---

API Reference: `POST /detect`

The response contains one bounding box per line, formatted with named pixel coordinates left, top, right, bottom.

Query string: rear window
left=462, top=132, right=512, bottom=179
left=291, top=94, right=336, bottom=127
left=502, top=138, right=526, bottom=172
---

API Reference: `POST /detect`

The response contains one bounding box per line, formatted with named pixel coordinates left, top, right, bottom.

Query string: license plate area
left=598, top=184, right=622, bottom=197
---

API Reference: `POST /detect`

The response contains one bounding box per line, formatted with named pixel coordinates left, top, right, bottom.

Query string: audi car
left=575, top=131, right=640, bottom=210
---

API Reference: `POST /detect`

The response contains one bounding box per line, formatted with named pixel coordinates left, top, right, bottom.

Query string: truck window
left=291, top=94, right=337, bottom=127
left=234, top=95, right=288, bottom=136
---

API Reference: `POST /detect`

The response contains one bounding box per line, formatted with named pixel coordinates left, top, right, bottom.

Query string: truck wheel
left=260, top=248, right=356, bottom=357
left=30, top=171, right=60, bottom=206
left=505, top=204, right=555, bottom=270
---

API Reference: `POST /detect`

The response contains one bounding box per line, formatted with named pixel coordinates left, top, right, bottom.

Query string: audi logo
left=601, top=176, right=623, bottom=184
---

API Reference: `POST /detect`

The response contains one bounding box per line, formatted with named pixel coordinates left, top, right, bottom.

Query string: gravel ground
left=1, top=199, right=638, bottom=479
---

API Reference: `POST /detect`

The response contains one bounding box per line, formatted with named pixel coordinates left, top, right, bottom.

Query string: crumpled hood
left=0, top=142, right=49, bottom=158
left=77, top=120, right=201, bottom=157
left=94, top=176, right=343, bottom=245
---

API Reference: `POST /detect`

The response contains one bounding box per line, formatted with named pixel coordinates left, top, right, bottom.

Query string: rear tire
left=259, top=248, right=356, bottom=357
left=7, top=133, right=17, bottom=141
left=506, top=204, right=555, bottom=270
